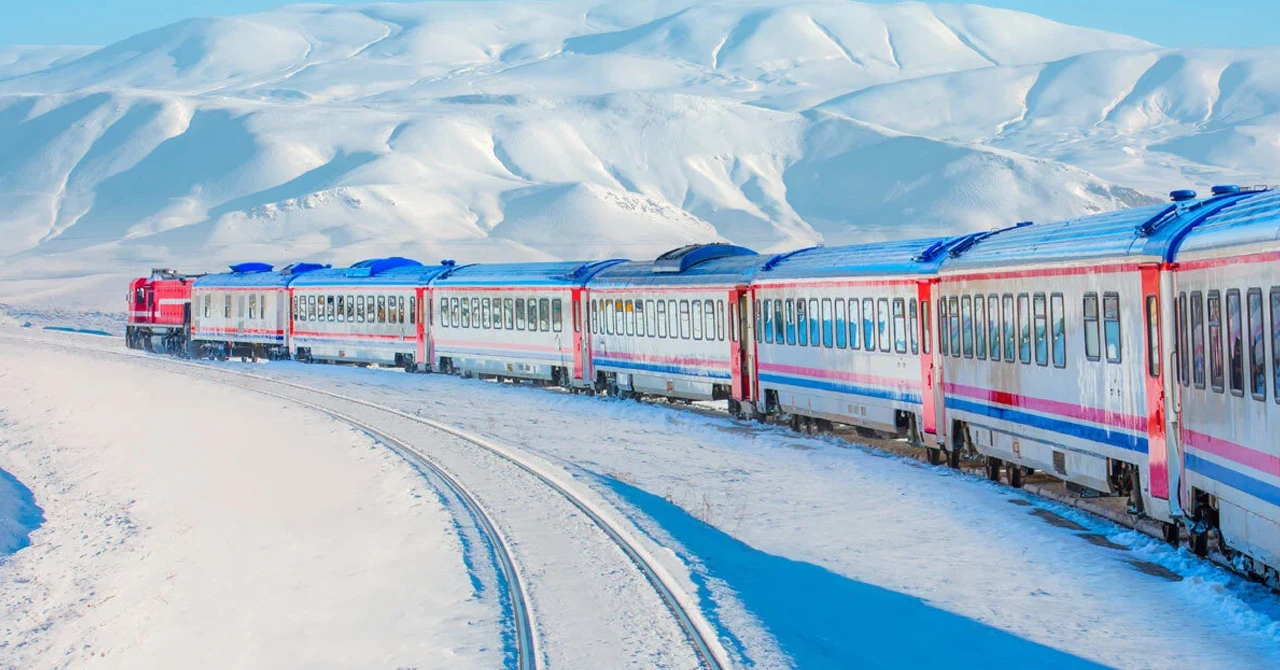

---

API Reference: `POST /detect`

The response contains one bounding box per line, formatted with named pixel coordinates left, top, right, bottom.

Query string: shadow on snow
left=600, top=477, right=1108, bottom=670
left=0, top=466, right=44, bottom=557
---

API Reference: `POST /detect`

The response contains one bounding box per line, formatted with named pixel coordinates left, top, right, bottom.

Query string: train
left=126, top=185, right=1280, bottom=586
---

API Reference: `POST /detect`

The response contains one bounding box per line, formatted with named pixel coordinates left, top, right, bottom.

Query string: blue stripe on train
left=757, top=373, right=921, bottom=405
left=1186, top=454, right=1280, bottom=509
left=593, top=358, right=731, bottom=381
left=946, top=397, right=1148, bottom=455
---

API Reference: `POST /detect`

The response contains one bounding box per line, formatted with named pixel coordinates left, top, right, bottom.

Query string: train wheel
left=1161, top=522, right=1180, bottom=546
left=1190, top=531, right=1209, bottom=557
left=926, top=448, right=943, bottom=466
left=946, top=447, right=960, bottom=470
left=986, top=457, right=1003, bottom=482
left=1007, top=463, right=1024, bottom=489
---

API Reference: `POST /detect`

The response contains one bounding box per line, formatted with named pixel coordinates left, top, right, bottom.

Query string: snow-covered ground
left=0, top=341, right=502, bottom=669
left=3, top=329, right=1278, bottom=669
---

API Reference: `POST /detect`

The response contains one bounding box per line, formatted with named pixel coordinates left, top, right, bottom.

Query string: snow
left=226, top=357, right=1280, bottom=669
left=0, top=343, right=503, bottom=669
left=6, top=0, right=1278, bottom=311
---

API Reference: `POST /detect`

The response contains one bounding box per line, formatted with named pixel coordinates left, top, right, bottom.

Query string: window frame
left=1102, top=292, right=1122, bottom=365
left=1208, top=291, right=1224, bottom=393
left=1033, top=293, right=1049, bottom=367
left=1247, top=288, right=1266, bottom=401
left=960, top=295, right=974, bottom=359
left=1017, top=293, right=1031, bottom=365
left=834, top=298, right=847, bottom=349
left=821, top=298, right=835, bottom=348
left=1050, top=292, right=1066, bottom=369
left=1227, top=289, right=1244, bottom=397
left=892, top=298, right=907, bottom=354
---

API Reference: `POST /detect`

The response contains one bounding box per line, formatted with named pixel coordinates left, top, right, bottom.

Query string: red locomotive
left=125, top=268, right=202, bottom=353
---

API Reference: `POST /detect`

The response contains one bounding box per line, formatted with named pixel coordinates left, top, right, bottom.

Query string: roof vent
left=282, top=262, right=328, bottom=275
left=652, top=244, right=757, bottom=274
left=1211, top=184, right=1240, bottom=196
left=346, top=257, right=422, bottom=278
left=229, top=262, right=274, bottom=273
left=1170, top=189, right=1198, bottom=202
left=440, top=259, right=457, bottom=267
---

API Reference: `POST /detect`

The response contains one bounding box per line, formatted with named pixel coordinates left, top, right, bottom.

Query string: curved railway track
left=0, top=332, right=730, bottom=670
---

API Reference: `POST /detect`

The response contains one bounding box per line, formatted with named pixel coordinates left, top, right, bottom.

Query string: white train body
left=1171, top=189, right=1280, bottom=575
left=287, top=258, right=443, bottom=369
left=587, top=247, right=763, bottom=402
left=191, top=263, right=317, bottom=356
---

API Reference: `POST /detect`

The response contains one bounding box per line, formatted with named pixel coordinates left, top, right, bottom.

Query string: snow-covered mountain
left=0, top=0, right=1274, bottom=309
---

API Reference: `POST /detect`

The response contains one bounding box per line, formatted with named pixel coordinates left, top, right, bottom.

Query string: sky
left=2, top=0, right=1277, bottom=50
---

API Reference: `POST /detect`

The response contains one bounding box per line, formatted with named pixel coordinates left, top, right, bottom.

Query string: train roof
left=1175, top=188, right=1280, bottom=257
left=289, top=258, right=453, bottom=287
left=431, top=259, right=626, bottom=288
left=193, top=262, right=328, bottom=289
left=939, top=188, right=1272, bottom=272
left=753, top=235, right=979, bottom=282
left=589, top=244, right=772, bottom=288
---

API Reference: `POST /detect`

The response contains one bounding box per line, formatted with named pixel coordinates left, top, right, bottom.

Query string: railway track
left=1, top=331, right=730, bottom=670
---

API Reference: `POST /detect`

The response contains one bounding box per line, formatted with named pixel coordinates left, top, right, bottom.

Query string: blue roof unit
left=1174, top=187, right=1279, bottom=257
left=290, top=258, right=454, bottom=287
left=755, top=234, right=989, bottom=281
left=194, top=261, right=329, bottom=289
left=590, top=244, right=772, bottom=287
left=432, top=259, right=627, bottom=288
left=940, top=188, right=1274, bottom=271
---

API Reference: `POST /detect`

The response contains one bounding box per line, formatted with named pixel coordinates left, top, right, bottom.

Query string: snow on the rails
left=0, top=345, right=501, bottom=669
left=247, top=361, right=1280, bottom=669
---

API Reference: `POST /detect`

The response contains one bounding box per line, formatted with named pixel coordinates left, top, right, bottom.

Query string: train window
left=1248, top=289, right=1265, bottom=400
left=1191, top=292, right=1206, bottom=389
left=438, top=298, right=447, bottom=327
left=348, top=295, right=357, bottom=322
left=821, top=299, right=834, bottom=347
left=620, top=300, right=631, bottom=336
left=909, top=299, right=919, bottom=355
left=728, top=301, right=737, bottom=342
left=204, top=294, right=212, bottom=318
left=776, top=300, right=787, bottom=345
left=1271, top=288, right=1280, bottom=403
left=668, top=300, right=679, bottom=338
left=538, top=298, right=550, bottom=332
left=460, top=296, right=471, bottom=328
left=893, top=299, right=907, bottom=353
left=225, top=294, right=232, bottom=319
left=1177, top=293, right=1189, bottom=386
left=504, top=298, right=515, bottom=330
left=938, top=299, right=949, bottom=356
left=646, top=300, right=657, bottom=337
left=373, top=296, right=383, bottom=324
left=849, top=298, right=861, bottom=350
left=1083, top=293, right=1100, bottom=361
left=973, top=296, right=986, bottom=360
left=1145, top=296, right=1161, bottom=378
left=602, top=300, right=612, bottom=335
left=921, top=299, right=931, bottom=355
left=986, top=294, right=999, bottom=361
left=399, top=297, right=407, bottom=325
left=796, top=299, right=808, bottom=346
left=473, top=298, right=483, bottom=328
left=328, top=296, right=337, bottom=322
left=1017, top=294, right=1031, bottom=364
left=714, top=301, right=725, bottom=342
left=760, top=300, right=770, bottom=343
left=335, top=295, right=344, bottom=323
left=808, top=298, right=821, bottom=346
left=1208, top=292, right=1224, bottom=392
left=863, top=298, right=875, bottom=351
left=948, top=296, right=960, bottom=357
left=878, top=298, right=891, bottom=353
left=552, top=299, right=563, bottom=333
left=1002, top=294, right=1016, bottom=362
left=572, top=300, right=581, bottom=333
left=359, top=296, right=367, bottom=324
left=1103, top=293, right=1122, bottom=364
left=1034, top=293, right=1048, bottom=367
left=365, top=295, right=374, bottom=324
left=785, top=300, right=796, bottom=345
left=699, top=301, right=711, bottom=341
left=249, top=294, right=258, bottom=320
left=835, top=299, right=847, bottom=348
left=589, top=300, right=598, bottom=334
left=448, top=297, right=458, bottom=328
left=657, top=300, right=668, bottom=338
left=1227, top=289, right=1244, bottom=396
left=632, top=300, right=643, bottom=337
left=491, top=298, right=501, bottom=329
left=385, top=296, right=395, bottom=324
left=1051, top=293, right=1066, bottom=368
left=409, top=296, right=417, bottom=325
left=307, top=295, right=316, bottom=321
left=679, top=301, right=692, bottom=339
left=238, top=295, right=246, bottom=320
left=961, top=296, right=974, bottom=358
left=528, top=299, right=539, bottom=332
left=479, top=298, right=491, bottom=329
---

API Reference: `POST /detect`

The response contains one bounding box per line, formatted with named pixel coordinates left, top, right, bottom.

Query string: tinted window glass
left=893, top=298, right=907, bottom=353
left=1208, top=292, right=1224, bottom=392
left=862, top=298, right=875, bottom=351
left=974, top=296, right=986, bottom=360
left=1103, top=293, right=1121, bottom=364
left=1227, top=290, right=1243, bottom=394
left=1192, top=292, right=1206, bottom=388
left=961, top=296, right=974, bottom=358
left=822, top=299, right=834, bottom=348
left=1034, top=293, right=1048, bottom=366
left=1051, top=293, right=1066, bottom=368
left=1248, top=289, right=1265, bottom=400
left=795, top=299, right=807, bottom=346
left=1018, top=294, right=1031, bottom=364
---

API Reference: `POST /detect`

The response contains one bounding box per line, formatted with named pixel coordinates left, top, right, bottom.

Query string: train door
left=729, top=287, right=754, bottom=402
left=416, top=287, right=428, bottom=368
left=573, top=287, right=588, bottom=383
left=1141, top=265, right=1171, bottom=502
left=917, top=279, right=942, bottom=441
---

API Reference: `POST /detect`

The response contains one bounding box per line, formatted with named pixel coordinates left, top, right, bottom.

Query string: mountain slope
left=0, top=1, right=1271, bottom=310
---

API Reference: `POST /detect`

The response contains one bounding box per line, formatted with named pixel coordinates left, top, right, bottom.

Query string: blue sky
left=3, top=0, right=1277, bottom=49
